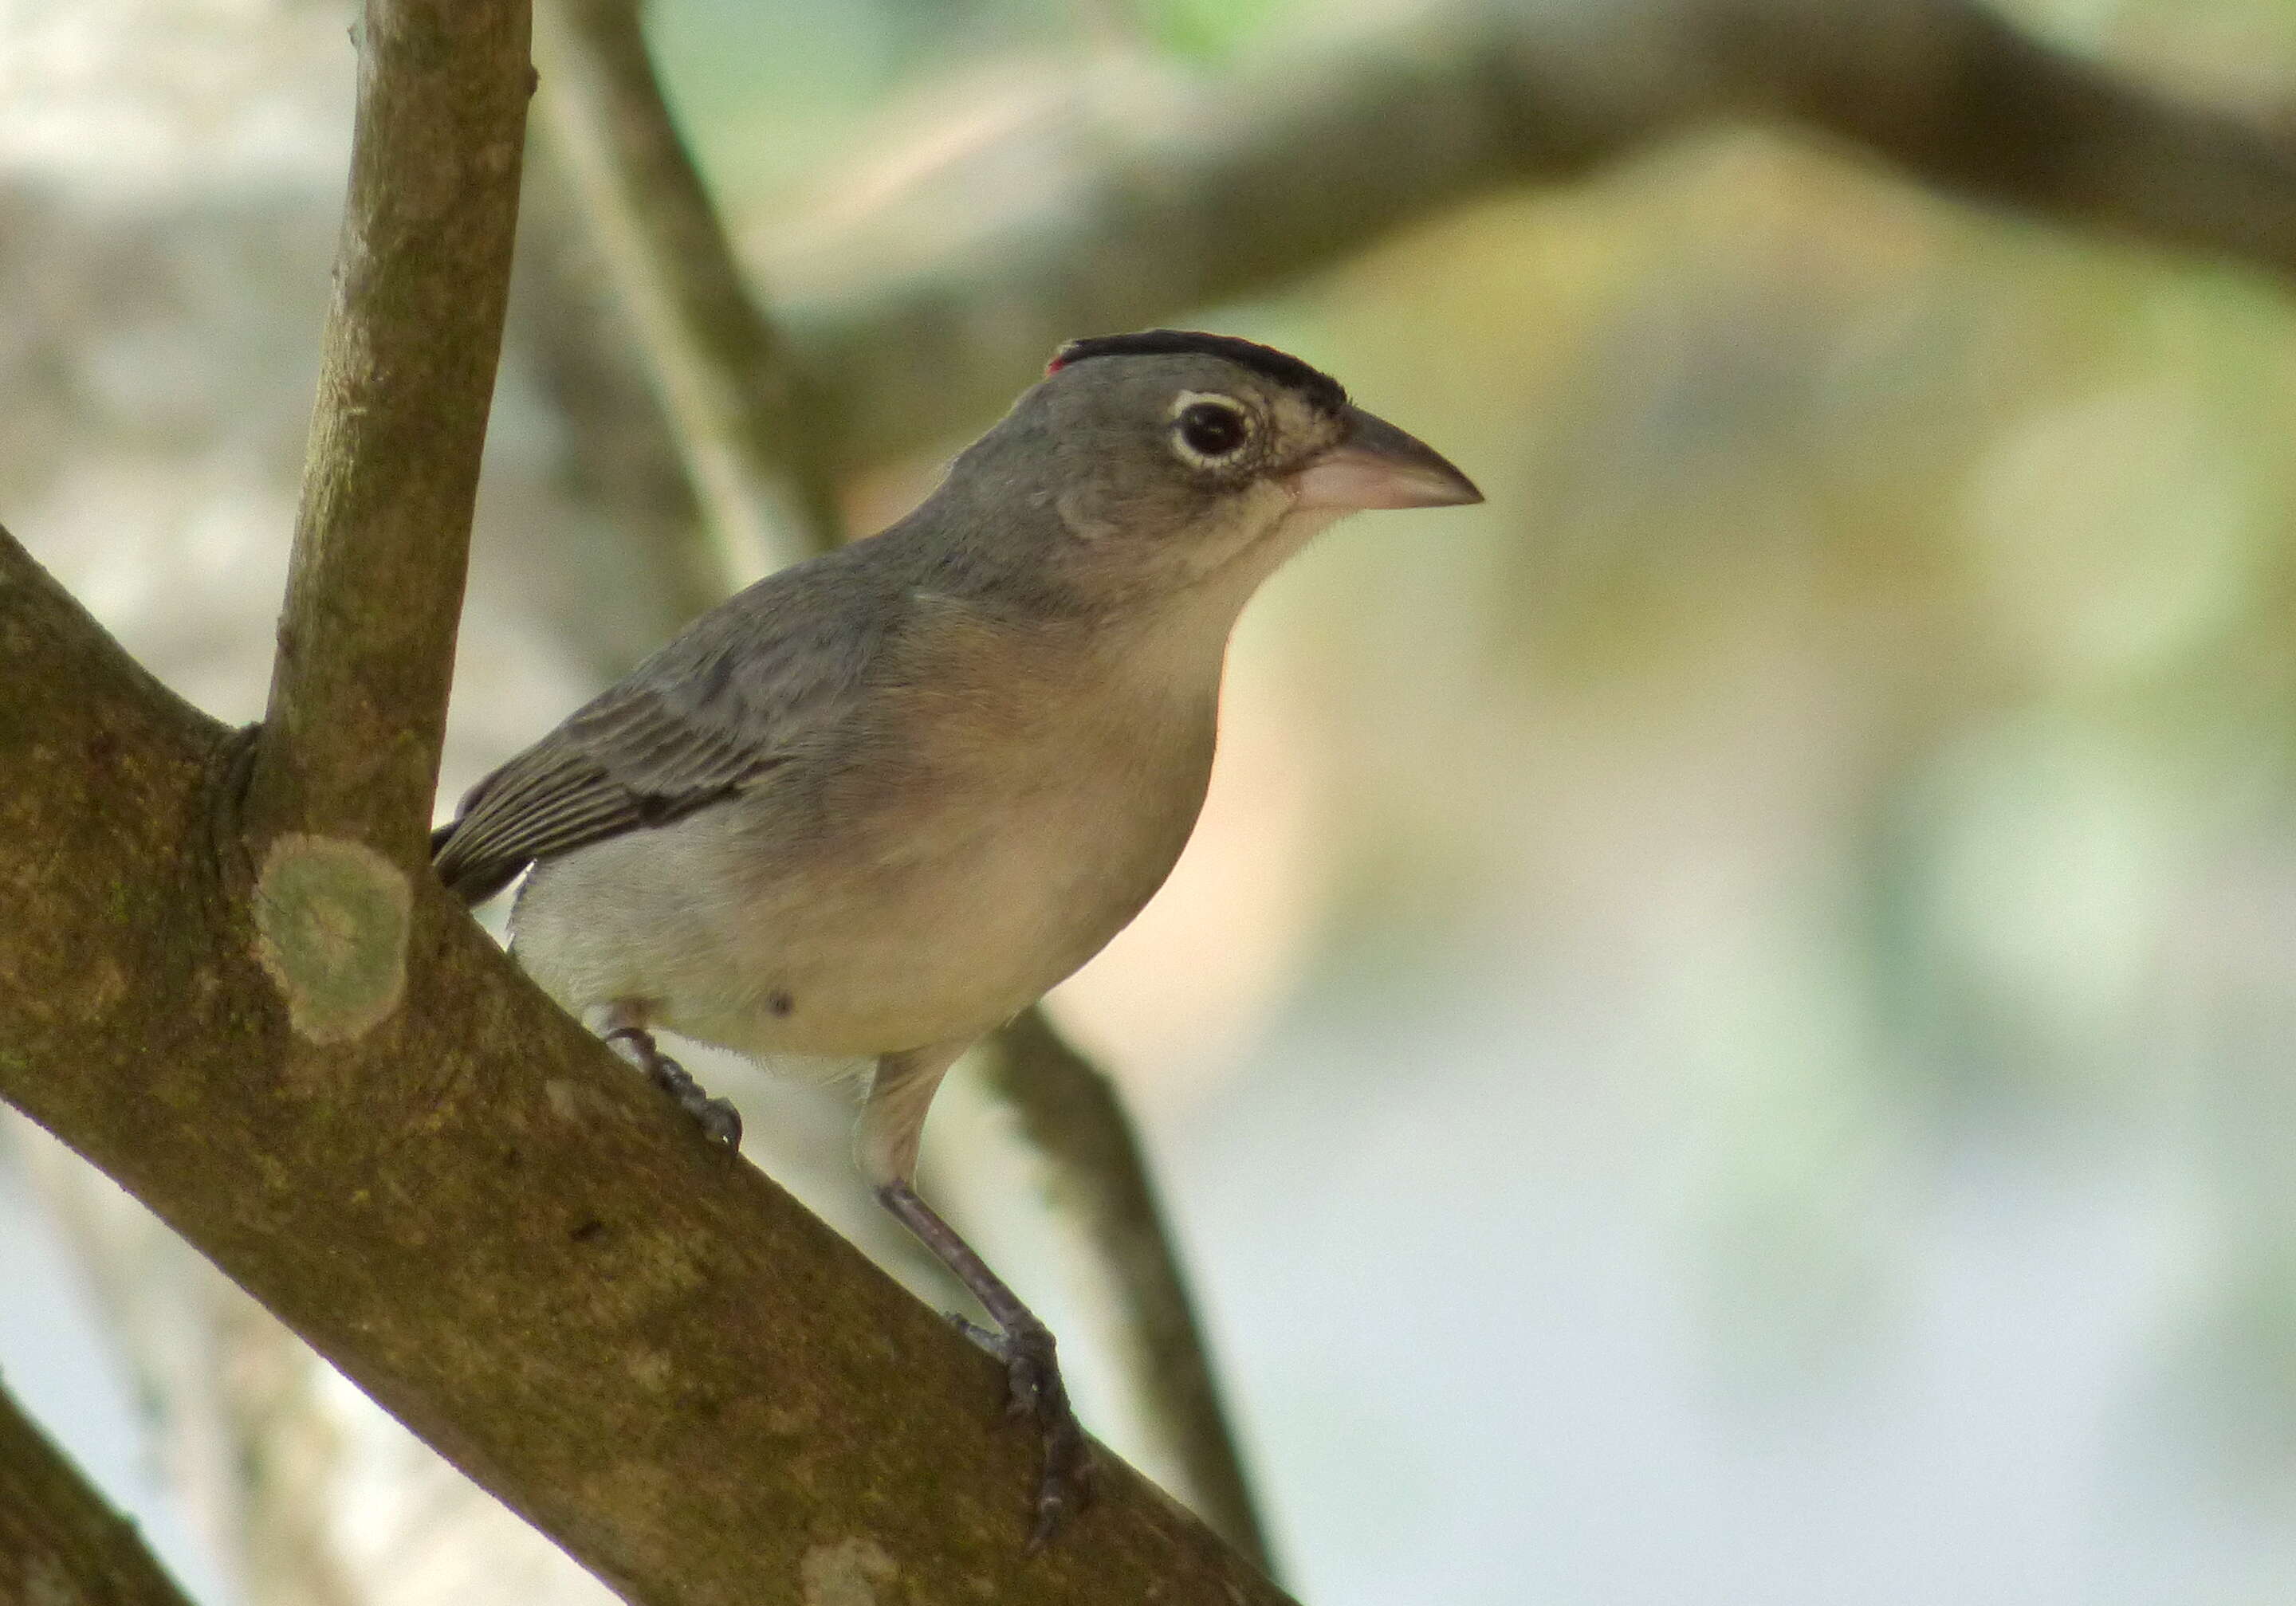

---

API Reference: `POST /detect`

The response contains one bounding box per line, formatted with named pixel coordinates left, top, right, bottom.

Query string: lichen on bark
left=254, top=833, right=413, bottom=1044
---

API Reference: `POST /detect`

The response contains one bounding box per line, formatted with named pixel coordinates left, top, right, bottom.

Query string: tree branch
left=248, top=0, right=534, bottom=861
left=768, top=0, right=2296, bottom=471
left=531, top=0, right=1278, bottom=1567
left=0, top=521, right=1297, bottom=1603
left=0, top=1374, right=200, bottom=1606
left=533, top=0, right=843, bottom=580
left=507, top=147, right=729, bottom=652
left=8, top=1126, right=363, bottom=1606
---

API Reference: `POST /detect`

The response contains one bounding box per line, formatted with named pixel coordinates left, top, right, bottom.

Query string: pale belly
left=509, top=729, right=1212, bottom=1064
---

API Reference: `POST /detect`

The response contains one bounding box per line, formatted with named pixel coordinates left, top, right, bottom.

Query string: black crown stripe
left=1048, top=330, right=1347, bottom=412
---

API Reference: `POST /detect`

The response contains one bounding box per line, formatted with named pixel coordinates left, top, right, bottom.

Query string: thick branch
left=0, top=1376, right=200, bottom=1606
left=0, top=524, right=1296, bottom=1604
left=771, top=0, right=2296, bottom=469
left=534, top=0, right=842, bottom=580
left=249, top=0, right=533, bottom=861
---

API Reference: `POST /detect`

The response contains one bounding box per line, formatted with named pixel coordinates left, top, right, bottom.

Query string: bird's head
left=934, top=330, right=1482, bottom=613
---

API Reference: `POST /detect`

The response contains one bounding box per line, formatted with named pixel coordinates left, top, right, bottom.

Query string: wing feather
left=431, top=557, right=890, bottom=905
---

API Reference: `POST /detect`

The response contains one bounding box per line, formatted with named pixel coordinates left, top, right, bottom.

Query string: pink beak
left=1288, top=404, right=1484, bottom=511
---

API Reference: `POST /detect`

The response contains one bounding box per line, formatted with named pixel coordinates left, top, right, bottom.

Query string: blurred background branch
left=0, top=1368, right=200, bottom=1606
left=981, top=1012, right=1276, bottom=1570
left=9, top=1136, right=358, bottom=1606
left=534, top=0, right=840, bottom=581
left=769, top=0, right=2296, bottom=470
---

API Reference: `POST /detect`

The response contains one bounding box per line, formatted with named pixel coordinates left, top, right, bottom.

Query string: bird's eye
left=1174, top=400, right=1248, bottom=463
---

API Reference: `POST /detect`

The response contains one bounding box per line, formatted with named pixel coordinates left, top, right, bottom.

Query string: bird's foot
left=953, top=1312, right=1096, bottom=1551
left=604, top=1027, right=742, bottom=1147
left=654, top=1057, right=743, bottom=1147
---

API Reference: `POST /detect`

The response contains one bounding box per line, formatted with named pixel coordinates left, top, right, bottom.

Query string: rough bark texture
left=248, top=0, right=534, bottom=862
left=0, top=524, right=1294, bottom=1604
left=0, top=1378, right=199, bottom=1606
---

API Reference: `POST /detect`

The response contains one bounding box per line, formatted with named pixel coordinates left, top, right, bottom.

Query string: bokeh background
left=8, top=0, right=2296, bottom=1601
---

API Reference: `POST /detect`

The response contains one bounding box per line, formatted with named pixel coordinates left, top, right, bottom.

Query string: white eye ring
left=1169, top=391, right=1253, bottom=469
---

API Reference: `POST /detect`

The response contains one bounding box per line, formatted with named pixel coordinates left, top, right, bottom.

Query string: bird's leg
left=877, top=1180, right=1094, bottom=1550
left=863, top=1046, right=1095, bottom=1550
left=596, top=1003, right=741, bottom=1147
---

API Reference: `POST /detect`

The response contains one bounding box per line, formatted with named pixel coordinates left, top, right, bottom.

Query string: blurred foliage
left=651, top=0, right=1306, bottom=212
left=1126, top=0, right=1302, bottom=62
left=2011, top=0, right=2296, bottom=93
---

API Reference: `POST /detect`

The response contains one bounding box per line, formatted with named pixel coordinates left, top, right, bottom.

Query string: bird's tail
left=430, top=819, right=525, bottom=908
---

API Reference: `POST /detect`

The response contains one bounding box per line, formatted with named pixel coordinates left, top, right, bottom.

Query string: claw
left=962, top=1315, right=1097, bottom=1550
left=688, top=1088, right=743, bottom=1146
left=879, top=1180, right=1095, bottom=1549
left=947, top=1313, right=1004, bottom=1357
left=606, top=1027, right=742, bottom=1147
left=653, top=1054, right=743, bottom=1146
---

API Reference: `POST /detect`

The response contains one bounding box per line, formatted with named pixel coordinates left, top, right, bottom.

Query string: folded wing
left=431, top=566, right=886, bottom=905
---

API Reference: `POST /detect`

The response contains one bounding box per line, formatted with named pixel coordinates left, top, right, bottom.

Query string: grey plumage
left=434, top=541, right=906, bottom=906
left=431, top=332, right=1481, bottom=1545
